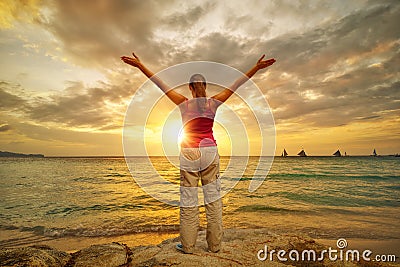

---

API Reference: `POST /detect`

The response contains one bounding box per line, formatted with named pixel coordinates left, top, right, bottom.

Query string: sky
left=0, top=0, right=399, bottom=156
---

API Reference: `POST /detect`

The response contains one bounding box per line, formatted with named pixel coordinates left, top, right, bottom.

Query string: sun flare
left=162, top=119, right=184, bottom=145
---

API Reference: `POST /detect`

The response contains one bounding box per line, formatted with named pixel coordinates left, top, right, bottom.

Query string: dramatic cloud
left=256, top=3, right=400, bottom=127
left=0, top=0, right=42, bottom=28
left=0, top=79, right=140, bottom=130
left=39, top=0, right=178, bottom=69
left=161, top=3, right=214, bottom=30
left=0, top=0, right=399, bottom=155
left=0, top=124, right=11, bottom=132
left=0, top=83, right=27, bottom=110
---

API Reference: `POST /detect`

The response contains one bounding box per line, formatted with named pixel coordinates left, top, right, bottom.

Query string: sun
left=177, top=128, right=185, bottom=145
left=162, top=119, right=184, bottom=145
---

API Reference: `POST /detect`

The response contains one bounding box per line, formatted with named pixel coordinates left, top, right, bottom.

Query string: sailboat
left=333, top=150, right=342, bottom=157
left=281, top=149, right=288, bottom=157
left=297, top=149, right=307, bottom=157
left=371, top=149, right=378, bottom=157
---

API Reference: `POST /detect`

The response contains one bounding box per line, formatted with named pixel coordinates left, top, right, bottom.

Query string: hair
left=189, top=74, right=207, bottom=112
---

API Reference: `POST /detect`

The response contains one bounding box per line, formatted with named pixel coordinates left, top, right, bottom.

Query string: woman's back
left=179, top=98, right=220, bottom=148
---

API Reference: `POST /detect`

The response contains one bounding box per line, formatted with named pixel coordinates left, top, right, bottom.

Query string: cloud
left=0, top=0, right=42, bottom=28
left=0, top=78, right=141, bottom=130
left=254, top=2, right=400, bottom=127
left=1, top=0, right=399, bottom=155
left=184, top=32, right=257, bottom=67
left=0, top=81, right=27, bottom=110
left=161, top=2, right=214, bottom=31
left=264, top=3, right=399, bottom=75
left=0, top=120, right=123, bottom=156
left=156, top=2, right=399, bottom=130
left=38, top=0, right=178, bottom=69
left=3, top=1, right=399, bottom=131
left=0, top=124, right=11, bottom=132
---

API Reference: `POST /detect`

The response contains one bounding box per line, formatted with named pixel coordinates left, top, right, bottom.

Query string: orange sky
left=0, top=0, right=399, bottom=156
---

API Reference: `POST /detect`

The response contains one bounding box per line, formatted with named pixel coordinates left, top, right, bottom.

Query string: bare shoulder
left=208, top=97, right=222, bottom=112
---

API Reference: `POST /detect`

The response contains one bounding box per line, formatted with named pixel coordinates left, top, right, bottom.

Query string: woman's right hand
left=255, top=54, right=276, bottom=70
left=121, top=52, right=142, bottom=68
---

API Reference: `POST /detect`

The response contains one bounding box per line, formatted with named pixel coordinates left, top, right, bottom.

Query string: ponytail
left=189, top=74, right=207, bottom=112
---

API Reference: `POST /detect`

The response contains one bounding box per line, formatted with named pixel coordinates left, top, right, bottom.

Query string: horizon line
left=39, top=154, right=397, bottom=158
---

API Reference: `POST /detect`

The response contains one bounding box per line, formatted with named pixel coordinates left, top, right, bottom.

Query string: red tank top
left=179, top=98, right=219, bottom=148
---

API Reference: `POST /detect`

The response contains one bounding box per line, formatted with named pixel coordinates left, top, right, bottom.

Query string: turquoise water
left=0, top=156, right=399, bottom=247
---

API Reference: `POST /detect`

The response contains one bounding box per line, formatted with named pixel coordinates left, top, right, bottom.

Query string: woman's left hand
left=256, top=54, right=276, bottom=70
left=120, top=52, right=142, bottom=68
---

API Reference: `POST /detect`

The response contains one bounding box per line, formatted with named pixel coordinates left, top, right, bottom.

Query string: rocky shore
left=1, top=228, right=398, bottom=266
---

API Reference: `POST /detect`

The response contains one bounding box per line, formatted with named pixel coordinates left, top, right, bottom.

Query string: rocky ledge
left=0, top=229, right=397, bottom=266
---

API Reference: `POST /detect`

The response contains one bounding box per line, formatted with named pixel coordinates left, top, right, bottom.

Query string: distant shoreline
left=0, top=151, right=44, bottom=158
left=1, top=150, right=399, bottom=158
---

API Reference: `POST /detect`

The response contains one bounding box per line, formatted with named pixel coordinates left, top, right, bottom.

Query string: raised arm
left=121, top=53, right=187, bottom=105
left=212, top=55, right=276, bottom=103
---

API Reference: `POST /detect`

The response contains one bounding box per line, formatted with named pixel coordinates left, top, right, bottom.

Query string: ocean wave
left=268, top=173, right=398, bottom=181
left=45, top=203, right=147, bottom=215
left=72, top=175, right=131, bottom=184
left=235, top=205, right=297, bottom=213
left=267, top=191, right=400, bottom=207
left=0, top=223, right=180, bottom=238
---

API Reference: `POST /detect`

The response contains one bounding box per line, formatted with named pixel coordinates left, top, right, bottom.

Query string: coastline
left=1, top=228, right=398, bottom=266
left=0, top=230, right=180, bottom=254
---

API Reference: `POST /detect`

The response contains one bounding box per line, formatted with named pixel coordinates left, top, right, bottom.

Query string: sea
left=0, top=156, right=399, bottom=253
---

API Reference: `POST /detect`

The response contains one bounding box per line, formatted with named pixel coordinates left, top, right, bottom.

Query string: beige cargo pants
left=179, top=146, right=222, bottom=253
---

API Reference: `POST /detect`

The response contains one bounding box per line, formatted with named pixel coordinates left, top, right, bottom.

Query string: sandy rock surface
left=0, top=245, right=70, bottom=267
left=1, top=229, right=397, bottom=266
left=65, top=242, right=132, bottom=267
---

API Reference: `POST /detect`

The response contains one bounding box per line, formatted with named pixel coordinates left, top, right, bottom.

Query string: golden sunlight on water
left=0, top=156, right=399, bottom=252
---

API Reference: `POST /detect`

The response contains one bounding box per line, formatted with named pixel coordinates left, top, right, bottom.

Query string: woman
left=121, top=53, right=275, bottom=254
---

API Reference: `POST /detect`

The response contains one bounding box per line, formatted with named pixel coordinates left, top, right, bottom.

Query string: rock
left=65, top=242, right=132, bottom=267
left=129, top=229, right=319, bottom=266
left=0, top=245, right=70, bottom=267
left=129, top=229, right=397, bottom=267
left=2, top=229, right=397, bottom=266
